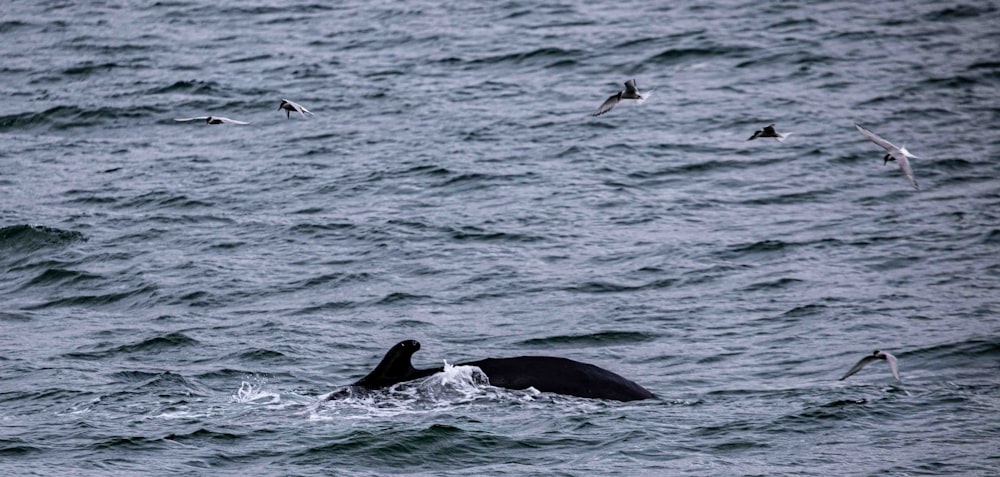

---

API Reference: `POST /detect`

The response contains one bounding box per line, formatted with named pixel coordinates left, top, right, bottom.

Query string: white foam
left=312, top=360, right=547, bottom=420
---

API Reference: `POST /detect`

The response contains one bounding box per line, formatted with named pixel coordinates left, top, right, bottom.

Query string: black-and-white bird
left=278, top=99, right=313, bottom=119
left=174, top=116, right=250, bottom=125
left=839, top=350, right=901, bottom=381
left=747, top=123, right=791, bottom=142
left=593, top=79, right=649, bottom=116
left=855, top=124, right=920, bottom=190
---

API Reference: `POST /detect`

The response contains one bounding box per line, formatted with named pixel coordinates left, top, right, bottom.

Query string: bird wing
left=895, top=153, right=919, bottom=190
left=285, top=99, right=311, bottom=117
left=883, top=352, right=901, bottom=381
left=219, top=117, right=250, bottom=125
left=855, top=124, right=899, bottom=153
left=174, top=117, right=209, bottom=122
left=839, top=355, right=877, bottom=380
left=593, top=94, right=620, bottom=116
left=624, top=79, right=638, bottom=95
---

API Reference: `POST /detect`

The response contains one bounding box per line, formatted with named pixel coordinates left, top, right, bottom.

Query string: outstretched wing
left=855, top=124, right=899, bottom=153
left=895, top=154, right=919, bottom=190
left=883, top=352, right=901, bottom=381
left=593, top=94, right=620, bottom=116
left=219, top=118, right=250, bottom=125
left=839, top=355, right=877, bottom=380
left=283, top=99, right=312, bottom=117
left=174, top=116, right=209, bottom=122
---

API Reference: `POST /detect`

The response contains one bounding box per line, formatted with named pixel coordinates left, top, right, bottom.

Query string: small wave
left=909, top=338, right=1000, bottom=361
left=0, top=312, right=32, bottom=322
left=287, top=222, right=357, bottom=236
left=375, top=292, right=431, bottom=305
left=982, top=229, right=1000, bottom=245
left=646, top=45, right=752, bottom=65
left=766, top=17, right=820, bottom=30
left=0, top=224, right=85, bottom=252
left=449, top=226, right=542, bottom=243
left=919, top=75, right=980, bottom=89
left=22, top=283, right=158, bottom=310
left=0, top=20, right=34, bottom=34
left=20, top=268, right=101, bottom=289
left=89, top=436, right=163, bottom=451
left=144, top=79, right=220, bottom=95
left=91, top=427, right=242, bottom=452
left=738, top=189, right=834, bottom=206
left=61, top=61, right=121, bottom=76
left=781, top=303, right=828, bottom=318
left=231, top=348, right=287, bottom=361
left=627, top=157, right=754, bottom=179
left=0, top=104, right=164, bottom=131
left=613, top=37, right=661, bottom=49
left=108, top=370, right=206, bottom=396
left=968, top=60, right=1000, bottom=71
left=924, top=4, right=996, bottom=21
left=566, top=278, right=678, bottom=294
left=115, top=191, right=214, bottom=211
left=64, top=332, right=198, bottom=360
left=467, top=47, right=584, bottom=69
left=741, top=277, right=804, bottom=292
left=0, top=442, right=44, bottom=457
left=518, top=331, right=657, bottom=347
left=287, top=271, right=372, bottom=290
left=718, top=239, right=790, bottom=259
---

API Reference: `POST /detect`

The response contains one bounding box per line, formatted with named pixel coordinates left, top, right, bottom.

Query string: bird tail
left=636, top=89, right=654, bottom=104
left=776, top=132, right=793, bottom=143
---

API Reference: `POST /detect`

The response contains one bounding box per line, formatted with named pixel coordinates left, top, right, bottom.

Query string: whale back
left=461, top=356, right=655, bottom=402
left=343, top=340, right=654, bottom=402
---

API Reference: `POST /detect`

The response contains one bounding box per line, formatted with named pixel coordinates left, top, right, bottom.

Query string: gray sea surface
left=2, top=1, right=999, bottom=475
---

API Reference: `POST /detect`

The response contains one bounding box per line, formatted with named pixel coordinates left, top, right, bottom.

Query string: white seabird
left=747, top=123, right=792, bottom=142
left=593, top=79, right=648, bottom=116
left=174, top=116, right=250, bottom=125
left=855, top=124, right=920, bottom=190
left=839, top=350, right=901, bottom=381
left=278, top=99, right=313, bottom=119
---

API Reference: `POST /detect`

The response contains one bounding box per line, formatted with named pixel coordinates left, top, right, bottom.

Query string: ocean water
left=2, top=0, right=999, bottom=475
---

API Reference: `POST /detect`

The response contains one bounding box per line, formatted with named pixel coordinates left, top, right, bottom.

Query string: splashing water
left=232, top=378, right=281, bottom=405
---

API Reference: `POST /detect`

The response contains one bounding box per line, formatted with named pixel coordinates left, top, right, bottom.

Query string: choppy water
left=2, top=1, right=1000, bottom=475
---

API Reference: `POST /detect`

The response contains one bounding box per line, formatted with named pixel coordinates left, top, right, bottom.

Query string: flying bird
left=855, top=124, right=920, bottom=190
left=839, top=350, right=900, bottom=381
left=593, top=79, right=649, bottom=116
left=278, top=99, right=313, bottom=119
left=747, top=123, right=792, bottom=142
left=174, top=116, right=250, bottom=125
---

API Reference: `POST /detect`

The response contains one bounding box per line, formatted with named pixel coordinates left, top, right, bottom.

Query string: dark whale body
left=333, top=340, right=654, bottom=402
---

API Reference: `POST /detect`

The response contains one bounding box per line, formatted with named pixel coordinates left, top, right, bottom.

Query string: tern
left=747, top=123, right=791, bottom=142
left=278, top=99, right=313, bottom=119
left=174, top=116, right=250, bottom=125
left=839, top=350, right=900, bottom=381
left=593, top=79, right=648, bottom=116
left=855, top=124, right=920, bottom=190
